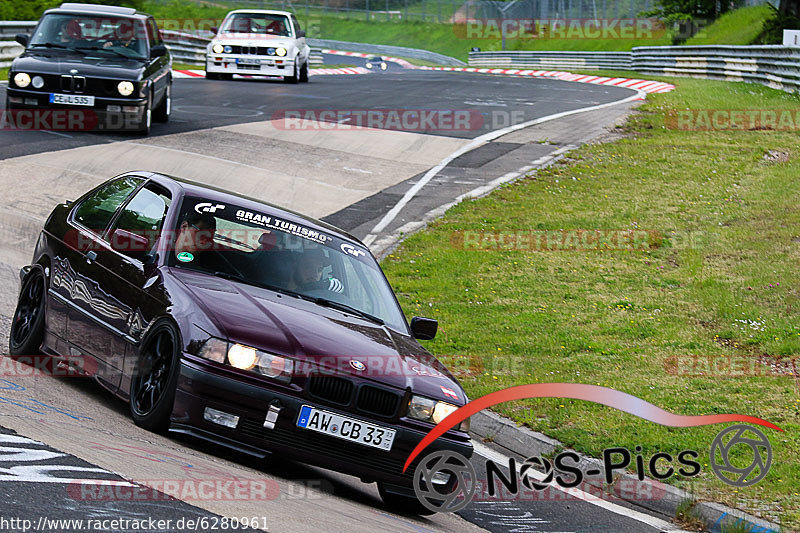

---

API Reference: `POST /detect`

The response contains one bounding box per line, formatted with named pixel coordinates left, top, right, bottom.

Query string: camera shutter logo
left=413, top=450, right=476, bottom=513
left=709, top=424, right=772, bottom=488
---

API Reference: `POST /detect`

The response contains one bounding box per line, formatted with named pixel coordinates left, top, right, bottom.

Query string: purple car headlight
left=407, top=395, right=471, bottom=432
left=198, top=340, right=293, bottom=383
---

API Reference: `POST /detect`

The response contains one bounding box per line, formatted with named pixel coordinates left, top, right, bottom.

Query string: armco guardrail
left=469, top=50, right=631, bottom=70
left=632, top=45, right=800, bottom=92
left=0, top=21, right=35, bottom=39
left=1, top=41, right=23, bottom=67
left=307, top=38, right=465, bottom=66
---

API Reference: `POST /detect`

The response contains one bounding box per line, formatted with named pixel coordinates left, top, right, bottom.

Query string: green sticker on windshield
left=177, top=251, right=194, bottom=262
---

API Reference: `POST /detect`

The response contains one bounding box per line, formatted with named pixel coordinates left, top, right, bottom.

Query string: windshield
left=30, top=14, right=148, bottom=59
left=169, top=197, right=408, bottom=332
left=221, top=13, right=292, bottom=37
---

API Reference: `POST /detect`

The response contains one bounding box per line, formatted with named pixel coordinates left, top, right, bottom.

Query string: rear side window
left=73, top=176, right=142, bottom=235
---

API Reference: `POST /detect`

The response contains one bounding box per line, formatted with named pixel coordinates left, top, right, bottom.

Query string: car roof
left=225, top=9, right=295, bottom=16
left=47, top=3, right=146, bottom=18
left=144, top=172, right=365, bottom=247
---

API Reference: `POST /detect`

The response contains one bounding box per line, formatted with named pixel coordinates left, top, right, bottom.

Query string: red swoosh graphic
left=403, top=383, right=783, bottom=473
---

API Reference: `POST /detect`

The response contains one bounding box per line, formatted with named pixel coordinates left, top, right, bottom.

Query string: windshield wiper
left=312, top=298, right=384, bottom=325
left=30, top=43, right=86, bottom=54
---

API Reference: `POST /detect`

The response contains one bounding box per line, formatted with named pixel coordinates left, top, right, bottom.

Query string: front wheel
left=129, top=322, right=181, bottom=433
left=378, top=482, right=437, bottom=516
left=299, top=60, right=309, bottom=83
left=153, top=81, right=171, bottom=123
left=284, top=60, right=299, bottom=84
left=9, top=268, right=47, bottom=356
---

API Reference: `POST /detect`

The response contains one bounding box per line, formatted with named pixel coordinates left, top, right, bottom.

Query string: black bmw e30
left=9, top=171, right=474, bottom=514
left=6, top=3, right=172, bottom=134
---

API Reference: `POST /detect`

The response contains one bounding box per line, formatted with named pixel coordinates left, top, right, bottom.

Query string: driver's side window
left=72, top=176, right=142, bottom=236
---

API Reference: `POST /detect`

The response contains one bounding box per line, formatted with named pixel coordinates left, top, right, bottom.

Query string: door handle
left=86, top=251, right=97, bottom=263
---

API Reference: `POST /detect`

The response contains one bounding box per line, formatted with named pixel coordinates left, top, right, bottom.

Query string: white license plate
left=296, top=405, right=395, bottom=451
left=50, top=93, right=95, bottom=106
left=237, top=58, right=261, bottom=65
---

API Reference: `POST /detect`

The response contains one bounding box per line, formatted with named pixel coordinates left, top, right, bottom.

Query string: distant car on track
left=206, top=10, right=310, bottom=83
left=366, top=56, right=388, bottom=70
left=5, top=2, right=172, bottom=134
left=9, top=172, right=473, bottom=514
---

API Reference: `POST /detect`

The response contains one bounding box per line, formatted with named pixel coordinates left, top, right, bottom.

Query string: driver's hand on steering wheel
left=103, top=41, right=113, bottom=48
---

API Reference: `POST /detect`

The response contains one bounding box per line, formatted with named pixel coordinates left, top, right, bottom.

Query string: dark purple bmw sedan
left=9, top=171, right=473, bottom=513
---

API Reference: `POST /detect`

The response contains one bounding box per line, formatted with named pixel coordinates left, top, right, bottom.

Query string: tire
left=284, top=59, right=299, bottom=84
left=9, top=268, right=47, bottom=356
left=136, top=91, right=152, bottom=135
left=220, top=73, right=233, bottom=81
left=205, top=72, right=219, bottom=80
left=129, top=321, right=181, bottom=433
left=377, top=482, right=437, bottom=516
left=299, top=60, right=309, bottom=83
left=153, top=81, right=171, bottom=123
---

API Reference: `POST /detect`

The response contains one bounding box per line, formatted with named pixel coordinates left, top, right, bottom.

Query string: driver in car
left=288, top=249, right=344, bottom=294
left=174, top=212, right=227, bottom=272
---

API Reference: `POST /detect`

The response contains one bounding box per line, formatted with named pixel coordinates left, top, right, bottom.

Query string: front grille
left=238, top=418, right=417, bottom=480
left=307, top=375, right=353, bottom=405
left=357, top=386, right=400, bottom=418
left=230, top=45, right=272, bottom=55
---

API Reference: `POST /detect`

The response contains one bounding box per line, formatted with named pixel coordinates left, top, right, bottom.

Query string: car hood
left=172, top=269, right=465, bottom=403
left=13, top=53, right=146, bottom=80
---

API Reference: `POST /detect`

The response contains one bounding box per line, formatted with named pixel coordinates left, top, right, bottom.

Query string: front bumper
left=172, top=357, right=474, bottom=488
left=206, top=55, right=295, bottom=77
left=6, top=87, right=147, bottom=131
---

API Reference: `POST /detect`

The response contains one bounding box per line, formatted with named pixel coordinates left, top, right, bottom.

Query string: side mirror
left=110, top=229, right=150, bottom=259
left=150, top=43, right=167, bottom=58
left=410, top=316, right=438, bottom=340
left=15, top=33, right=29, bottom=47
left=297, top=30, right=306, bottom=38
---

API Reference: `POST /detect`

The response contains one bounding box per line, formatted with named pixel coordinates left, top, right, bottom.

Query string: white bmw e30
left=205, top=10, right=310, bottom=83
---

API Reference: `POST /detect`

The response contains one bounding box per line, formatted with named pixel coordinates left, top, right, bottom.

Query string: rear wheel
left=153, top=81, right=171, bottom=123
left=129, top=322, right=181, bottom=433
left=9, top=268, right=47, bottom=356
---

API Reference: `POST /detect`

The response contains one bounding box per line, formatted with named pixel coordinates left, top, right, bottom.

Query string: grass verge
left=381, top=75, right=800, bottom=529
left=0, top=67, right=8, bottom=81
left=685, top=5, right=773, bottom=45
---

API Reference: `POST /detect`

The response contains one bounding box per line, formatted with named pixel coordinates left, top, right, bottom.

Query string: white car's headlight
left=223, top=45, right=232, bottom=54
left=117, top=81, right=134, bottom=96
left=14, top=72, right=31, bottom=88
left=276, top=47, right=287, bottom=57
left=212, top=43, right=224, bottom=54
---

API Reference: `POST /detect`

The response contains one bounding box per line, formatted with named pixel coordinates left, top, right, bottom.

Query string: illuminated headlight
left=228, top=343, right=257, bottom=370
left=408, top=395, right=470, bottom=431
left=212, top=43, right=224, bottom=54
left=366, top=62, right=373, bottom=69
left=117, top=81, right=134, bottom=96
left=276, top=47, right=287, bottom=57
left=198, top=338, right=227, bottom=363
left=380, top=62, right=387, bottom=70
left=14, top=72, right=31, bottom=88
left=32, top=76, right=44, bottom=89
left=223, top=45, right=232, bottom=54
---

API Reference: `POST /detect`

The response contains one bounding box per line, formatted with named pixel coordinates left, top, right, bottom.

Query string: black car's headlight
left=117, top=81, right=134, bottom=96
left=13, top=72, right=31, bottom=88
left=198, top=339, right=293, bottom=384
left=407, top=394, right=470, bottom=431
